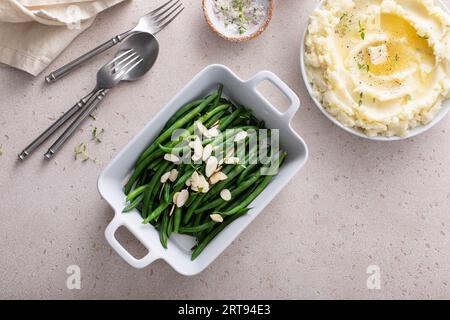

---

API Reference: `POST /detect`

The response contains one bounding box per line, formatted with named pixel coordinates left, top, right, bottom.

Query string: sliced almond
left=169, top=169, right=178, bottom=182
left=197, top=175, right=210, bottom=193
left=193, top=137, right=203, bottom=157
left=226, top=148, right=235, bottom=158
left=159, top=183, right=165, bottom=199
left=169, top=204, right=176, bottom=216
left=210, top=213, right=223, bottom=223
left=211, top=120, right=220, bottom=128
left=190, top=172, right=209, bottom=193
left=220, top=189, right=232, bottom=201
left=164, top=153, right=179, bottom=163
left=160, top=172, right=171, bottom=184
left=202, top=144, right=213, bottom=161
left=173, top=192, right=180, bottom=204
left=176, top=189, right=189, bottom=207
left=209, top=171, right=228, bottom=185
left=192, top=153, right=202, bottom=162
left=234, top=131, right=248, bottom=142
left=195, top=121, right=208, bottom=136
left=190, top=171, right=200, bottom=187
left=205, top=156, right=218, bottom=178
left=224, top=156, right=240, bottom=165
left=207, top=127, right=220, bottom=137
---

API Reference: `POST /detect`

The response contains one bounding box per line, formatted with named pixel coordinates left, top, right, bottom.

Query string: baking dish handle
left=246, top=70, right=300, bottom=124
left=105, top=216, right=159, bottom=269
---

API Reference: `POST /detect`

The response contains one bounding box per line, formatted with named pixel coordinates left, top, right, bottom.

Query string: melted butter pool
left=363, top=13, right=434, bottom=76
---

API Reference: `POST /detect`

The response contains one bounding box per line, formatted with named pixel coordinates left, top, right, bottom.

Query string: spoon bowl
left=118, top=32, right=159, bottom=81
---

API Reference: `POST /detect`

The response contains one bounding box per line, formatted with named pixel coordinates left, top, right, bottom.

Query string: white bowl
left=99, top=64, right=308, bottom=275
left=300, top=0, right=450, bottom=141
left=202, top=0, right=274, bottom=42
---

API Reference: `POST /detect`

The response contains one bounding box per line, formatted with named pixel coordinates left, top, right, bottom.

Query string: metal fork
left=43, top=50, right=143, bottom=159
left=18, top=49, right=143, bottom=160
left=45, top=0, right=183, bottom=83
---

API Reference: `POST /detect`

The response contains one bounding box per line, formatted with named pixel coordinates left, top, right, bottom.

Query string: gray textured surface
left=0, top=0, right=449, bottom=299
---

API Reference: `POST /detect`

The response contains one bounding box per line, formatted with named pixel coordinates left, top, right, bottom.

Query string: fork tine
left=105, top=48, right=133, bottom=67
left=112, top=51, right=139, bottom=71
left=151, top=0, right=181, bottom=20
left=154, top=2, right=182, bottom=25
left=149, top=0, right=175, bottom=16
left=115, top=58, right=144, bottom=80
left=114, top=54, right=141, bottom=76
left=153, top=6, right=184, bottom=35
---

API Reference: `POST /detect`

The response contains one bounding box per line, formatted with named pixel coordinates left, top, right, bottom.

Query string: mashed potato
left=305, top=0, right=450, bottom=137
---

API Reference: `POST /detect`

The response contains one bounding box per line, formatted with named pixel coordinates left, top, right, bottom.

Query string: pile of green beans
left=123, top=85, right=286, bottom=260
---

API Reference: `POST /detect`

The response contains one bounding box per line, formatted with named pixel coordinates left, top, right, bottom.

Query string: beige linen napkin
left=0, top=0, right=126, bottom=76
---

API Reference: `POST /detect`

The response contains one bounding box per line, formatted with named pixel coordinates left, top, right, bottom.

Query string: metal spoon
left=45, top=0, right=182, bottom=83
left=18, top=33, right=159, bottom=160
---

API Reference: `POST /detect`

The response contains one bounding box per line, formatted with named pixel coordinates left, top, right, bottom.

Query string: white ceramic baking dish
left=300, top=0, right=450, bottom=141
left=99, top=64, right=308, bottom=275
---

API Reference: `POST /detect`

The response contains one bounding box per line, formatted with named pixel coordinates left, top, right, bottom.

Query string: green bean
left=148, top=157, right=164, bottom=170
left=230, top=111, right=254, bottom=127
left=215, top=84, right=224, bottom=106
left=163, top=99, right=204, bottom=130
left=124, top=151, right=163, bottom=195
left=204, top=84, right=224, bottom=113
left=217, top=182, right=259, bottom=214
left=236, top=163, right=259, bottom=185
left=174, top=207, right=182, bottom=233
left=217, top=114, right=231, bottom=128
left=126, top=183, right=149, bottom=201
left=222, top=152, right=286, bottom=216
left=122, top=193, right=144, bottom=213
left=143, top=201, right=170, bottom=224
left=183, top=194, right=204, bottom=224
left=185, top=192, right=198, bottom=207
left=149, top=164, right=175, bottom=203
left=219, top=108, right=242, bottom=130
left=163, top=183, right=171, bottom=203
left=204, top=110, right=227, bottom=128
left=142, top=187, right=154, bottom=217
left=193, top=211, right=203, bottom=226
left=196, top=170, right=262, bottom=213
left=138, top=171, right=149, bottom=188
left=200, top=104, right=230, bottom=124
left=167, top=213, right=174, bottom=239
left=160, top=211, right=169, bottom=248
left=157, top=143, right=190, bottom=155
left=173, top=166, right=196, bottom=191
left=192, top=213, right=205, bottom=238
left=179, top=221, right=216, bottom=234
left=191, top=209, right=249, bottom=260
left=142, top=161, right=171, bottom=218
